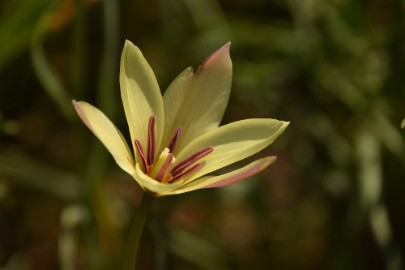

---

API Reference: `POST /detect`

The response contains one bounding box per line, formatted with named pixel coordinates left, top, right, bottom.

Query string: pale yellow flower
left=73, top=40, right=289, bottom=196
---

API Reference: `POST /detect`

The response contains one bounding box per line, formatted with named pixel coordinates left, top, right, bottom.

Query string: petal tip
left=223, top=41, right=231, bottom=50
left=72, top=99, right=81, bottom=114
left=199, top=42, right=232, bottom=71
left=72, top=100, right=92, bottom=130
left=124, top=39, right=135, bottom=48
left=264, top=155, right=277, bottom=164
left=121, top=40, right=142, bottom=62
left=281, top=121, right=290, bottom=131
left=186, top=66, right=194, bottom=74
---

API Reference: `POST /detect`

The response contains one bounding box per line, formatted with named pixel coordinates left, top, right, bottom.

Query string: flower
left=72, top=40, right=289, bottom=196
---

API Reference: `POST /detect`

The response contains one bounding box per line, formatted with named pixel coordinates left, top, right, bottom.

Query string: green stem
left=30, top=1, right=74, bottom=120
left=71, top=0, right=86, bottom=98
left=123, top=192, right=154, bottom=270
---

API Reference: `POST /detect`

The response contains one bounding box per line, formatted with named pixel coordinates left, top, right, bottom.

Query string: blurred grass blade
left=370, top=206, right=391, bottom=251
left=2, top=254, right=28, bottom=270
left=30, top=1, right=75, bottom=120
left=71, top=0, right=87, bottom=98
left=355, top=129, right=382, bottom=209
left=59, top=205, right=89, bottom=270
left=0, top=0, right=52, bottom=71
left=168, top=227, right=229, bottom=269
left=371, top=112, right=405, bottom=158
left=183, top=0, right=231, bottom=48
left=369, top=205, right=402, bottom=270
left=79, top=1, right=121, bottom=269
left=98, top=0, right=120, bottom=117
left=0, top=152, right=81, bottom=200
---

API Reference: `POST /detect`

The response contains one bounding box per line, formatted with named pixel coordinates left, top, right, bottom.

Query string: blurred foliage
left=0, top=0, right=405, bottom=269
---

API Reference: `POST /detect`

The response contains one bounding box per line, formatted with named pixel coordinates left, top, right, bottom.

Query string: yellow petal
left=120, top=40, right=164, bottom=158
left=162, top=43, right=232, bottom=154
left=160, top=67, right=193, bottom=152
left=175, top=119, right=289, bottom=181
left=72, top=100, right=134, bottom=174
left=163, top=156, right=276, bottom=195
left=132, top=163, right=184, bottom=196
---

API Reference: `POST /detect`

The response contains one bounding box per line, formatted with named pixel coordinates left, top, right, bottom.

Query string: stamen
left=171, top=146, right=214, bottom=176
left=136, top=117, right=212, bottom=183
left=155, top=153, right=174, bottom=182
left=135, top=140, right=148, bottom=173
left=168, top=163, right=202, bottom=183
left=147, top=116, right=156, bottom=165
left=168, top=128, right=182, bottom=153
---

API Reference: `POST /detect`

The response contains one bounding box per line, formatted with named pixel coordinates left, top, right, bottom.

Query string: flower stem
left=123, top=192, right=154, bottom=270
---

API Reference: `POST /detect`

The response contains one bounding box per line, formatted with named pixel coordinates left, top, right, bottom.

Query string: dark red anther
left=147, top=116, right=156, bottom=165
left=168, top=128, right=182, bottom=153
left=171, top=146, right=213, bottom=176
left=168, top=163, right=202, bottom=183
left=155, top=153, right=174, bottom=182
left=135, top=140, right=148, bottom=173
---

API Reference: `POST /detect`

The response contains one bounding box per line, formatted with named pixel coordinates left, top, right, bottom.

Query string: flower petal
left=72, top=100, right=135, bottom=174
left=175, top=119, right=289, bottom=181
left=162, top=156, right=276, bottom=195
left=132, top=163, right=184, bottom=196
left=162, top=43, right=232, bottom=154
left=120, top=40, right=164, bottom=157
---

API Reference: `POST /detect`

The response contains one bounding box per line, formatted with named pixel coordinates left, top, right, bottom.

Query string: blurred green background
left=1, top=0, right=405, bottom=269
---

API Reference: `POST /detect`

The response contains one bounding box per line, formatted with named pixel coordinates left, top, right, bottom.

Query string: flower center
left=134, top=116, right=213, bottom=183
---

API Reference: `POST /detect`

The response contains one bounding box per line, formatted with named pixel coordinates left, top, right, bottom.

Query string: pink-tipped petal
left=162, top=43, right=232, bottom=154
left=71, top=100, right=135, bottom=174
left=206, top=156, right=277, bottom=188
left=72, top=100, right=91, bottom=130
left=198, top=42, right=231, bottom=71
left=162, top=156, right=277, bottom=195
